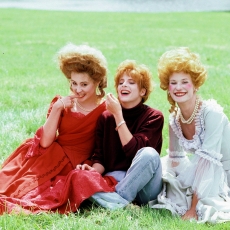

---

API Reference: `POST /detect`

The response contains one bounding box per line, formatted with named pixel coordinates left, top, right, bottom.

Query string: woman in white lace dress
left=150, top=47, right=230, bottom=223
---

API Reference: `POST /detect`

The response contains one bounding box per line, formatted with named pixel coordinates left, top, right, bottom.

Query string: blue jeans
left=90, top=147, right=162, bottom=209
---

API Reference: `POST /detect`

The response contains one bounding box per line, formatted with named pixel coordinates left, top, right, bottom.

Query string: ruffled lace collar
left=169, top=101, right=204, bottom=151
left=169, top=99, right=223, bottom=152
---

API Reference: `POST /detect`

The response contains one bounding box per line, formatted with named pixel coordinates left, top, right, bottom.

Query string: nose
left=75, top=86, right=82, bottom=93
left=175, top=83, right=182, bottom=90
left=121, top=81, right=128, bottom=87
left=71, top=84, right=82, bottom=93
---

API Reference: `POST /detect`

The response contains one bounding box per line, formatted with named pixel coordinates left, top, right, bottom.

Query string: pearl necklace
left=180, top=98, right=200, bottom=124
left=75, top=100, right=96, bottom=113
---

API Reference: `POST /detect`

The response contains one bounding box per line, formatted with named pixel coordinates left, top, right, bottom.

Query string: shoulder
left=201, top=99, right=224, bottom=117
left=144, top=104, right=164, bottom=118
left=141, top=105, right=164, bottom=127
left=50, top=95, right=61, bottom=103
left=95, top=100, right=106, bottom=112
left=98, top=110, right=114, bottom=122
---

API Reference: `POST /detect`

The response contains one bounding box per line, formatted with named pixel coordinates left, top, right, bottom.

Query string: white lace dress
left=149, top=99, right=230, bottom=223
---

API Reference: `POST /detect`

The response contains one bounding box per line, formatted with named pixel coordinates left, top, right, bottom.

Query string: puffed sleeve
left=25, top=96, right=61, bottom=158
left=162, top=117, right=190, bottom=176
left=178, top=101, right=230, bottom=199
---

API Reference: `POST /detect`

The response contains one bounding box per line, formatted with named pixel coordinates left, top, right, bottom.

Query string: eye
left=170, top=82, right=176, bottom=85
left=119, top=81, right=124, bottom=85
left=129, top=80, right=135, bottom=84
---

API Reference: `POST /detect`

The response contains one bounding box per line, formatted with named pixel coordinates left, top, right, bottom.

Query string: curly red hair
left=114, top=60, right=153, bottom=103
left=158, top=47, right=207, bottom=113
left=57, top=43, right=107, bottom=98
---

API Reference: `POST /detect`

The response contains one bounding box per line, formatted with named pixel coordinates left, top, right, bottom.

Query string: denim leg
left=105, top=171, right=126, bottom=182
left=89, top=171, right=129, bottom=210
left=89, top=192, right=129, bottom=210
left=115, top=147, right=162, bottom=204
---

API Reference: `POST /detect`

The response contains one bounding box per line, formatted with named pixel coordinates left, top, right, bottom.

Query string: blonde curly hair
left=158, top=47, right=207, bottom=113
left=57, top=43, right=108, bottom=98
left=114, top=60, right=153, bottom=103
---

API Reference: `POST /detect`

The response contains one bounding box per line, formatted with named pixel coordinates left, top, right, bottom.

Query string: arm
left=189, top=109, right=225, bottom=198
left=178, top=102, right=227, bottom=200
left=40, top=95, right=76, bottom=148
left=106, top=93, right=164, bottom=156
left=160, top=118, right=188, bottom=176
left=182, top=193, right=198, bottom=220
left=106, top=93, right=132, bottom=146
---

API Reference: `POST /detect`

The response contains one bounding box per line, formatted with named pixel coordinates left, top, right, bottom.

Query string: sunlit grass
left=0, top=8, right=230, bottom=229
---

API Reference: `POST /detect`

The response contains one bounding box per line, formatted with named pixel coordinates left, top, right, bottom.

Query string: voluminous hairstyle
left=114, top=60, right=153, bottom=103
left=57, top=43, right=108, bottom=98
left=158, top=47, right=207, bottom=113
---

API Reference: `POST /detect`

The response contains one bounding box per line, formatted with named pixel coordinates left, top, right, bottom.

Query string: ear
left=140, top=88, right=146, bottom=96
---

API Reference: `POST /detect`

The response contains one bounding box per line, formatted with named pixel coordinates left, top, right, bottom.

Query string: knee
left=136, top=147, right=160, bottom=165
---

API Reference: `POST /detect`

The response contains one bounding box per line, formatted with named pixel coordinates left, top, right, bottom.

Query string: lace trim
left=196, top=202, right=230, bottom=222
left=168, top=150, right=186, bottom=162
left=169, top=106, right=204, bottom=151
left=168, top=150, right=186, bottom=158
left=159, top=183, right=187, bottom=216
left=195, top=149, right=222, bottom=166
left=169, top=99, right=223, bottom=152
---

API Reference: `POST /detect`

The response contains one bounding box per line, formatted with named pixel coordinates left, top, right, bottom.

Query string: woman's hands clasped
left=76, top=164, right=96, bottom=171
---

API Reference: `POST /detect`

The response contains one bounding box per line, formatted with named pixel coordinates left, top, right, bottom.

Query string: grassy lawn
left=0, top=8, right=230, bottom=229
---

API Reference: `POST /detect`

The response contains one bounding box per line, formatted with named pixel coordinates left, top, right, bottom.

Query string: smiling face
left=168, top=72, right=196, bottom=105
left=117, top=74, right=146, bottom=108
left=70, top=72, right=98, bottom=103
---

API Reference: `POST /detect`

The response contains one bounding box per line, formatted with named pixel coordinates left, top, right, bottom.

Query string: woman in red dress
left=0, top=43, right=115, bottom=214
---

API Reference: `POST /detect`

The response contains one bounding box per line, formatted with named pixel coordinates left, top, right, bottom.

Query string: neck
left=179, top=96, right=200, bottom=124
left=178, top=97, right=196, bottom=118
left=120, top=99, right=142, bottom=109
left=74, top=97, right=100, bottom=113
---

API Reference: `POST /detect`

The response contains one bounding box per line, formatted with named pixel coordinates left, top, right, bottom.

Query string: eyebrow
left=170, top=78, right=189, bottom=81
left=70, top=80, right=88, bottom=83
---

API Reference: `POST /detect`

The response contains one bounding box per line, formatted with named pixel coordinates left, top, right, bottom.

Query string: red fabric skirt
left=0, top=168, right=116, bottom=214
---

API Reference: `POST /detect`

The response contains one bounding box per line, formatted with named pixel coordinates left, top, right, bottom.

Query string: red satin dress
left=0, top=96, right=116, bottom=214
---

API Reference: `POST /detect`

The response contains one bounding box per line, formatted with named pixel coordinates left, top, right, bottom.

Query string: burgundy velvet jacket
left=91, top=102, right=164, bottom=173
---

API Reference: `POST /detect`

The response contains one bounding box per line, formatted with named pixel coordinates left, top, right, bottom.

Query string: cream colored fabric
left=150, top=100, right=230, bottom=223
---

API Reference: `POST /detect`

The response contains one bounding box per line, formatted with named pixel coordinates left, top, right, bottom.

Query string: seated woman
left=78, top=60, right=164, bottom=209
left=0, top=43, right=116, bottom=215
left=150, top=47, right=230, bottom=223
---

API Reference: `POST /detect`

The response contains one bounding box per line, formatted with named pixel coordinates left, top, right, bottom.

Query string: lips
left=75, top=93, right=85, bottom=98
left=174, top=92, right=186, bottom=97
left=120, top=90, right=130, bottom=95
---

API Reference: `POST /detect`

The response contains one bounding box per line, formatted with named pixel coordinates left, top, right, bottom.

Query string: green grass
left=0, top=8, right=230, bottom=229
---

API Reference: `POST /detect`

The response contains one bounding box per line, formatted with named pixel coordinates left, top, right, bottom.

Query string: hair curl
left=57, top=43, right=108, bottom=98
left=114, top=60, right=153, bottom=103
left=158, top=47, right=207, bottom=113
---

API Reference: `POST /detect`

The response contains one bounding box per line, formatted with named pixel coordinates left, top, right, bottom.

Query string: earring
left=168, top=91, right=171, bottom=97
left=96, top=86, right=101, bottom=96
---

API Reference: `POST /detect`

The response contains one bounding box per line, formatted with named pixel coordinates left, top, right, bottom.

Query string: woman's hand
left=182, top=193, right=199, bottom=220
left=76, top=163, right=105, bottom=174
left=106, top=93, right=122, bottom=116
left=76, top=164, right=96, bottom=171
left=55, top=95, right=78, bottom=110
left=182, top=208, right=198, bottom=220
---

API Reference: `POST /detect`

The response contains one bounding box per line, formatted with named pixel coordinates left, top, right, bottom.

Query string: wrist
left=54, top=99, right=65, bottom=110
left=115, top=120, right=126, bottom=131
